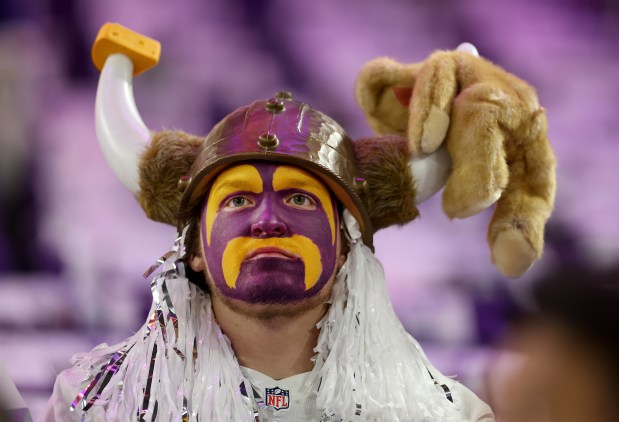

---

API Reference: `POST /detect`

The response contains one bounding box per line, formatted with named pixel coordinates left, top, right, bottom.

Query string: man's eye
left=225, top=196, right=253, bottom=209
left=286, top=194, right=316, bottom=209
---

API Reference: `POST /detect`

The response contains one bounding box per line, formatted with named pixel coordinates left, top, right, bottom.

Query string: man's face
left=197, top=162, right=340, bottom=311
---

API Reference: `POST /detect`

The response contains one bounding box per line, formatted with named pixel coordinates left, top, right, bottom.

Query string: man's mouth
left=245, top=247, right=299, bottom=261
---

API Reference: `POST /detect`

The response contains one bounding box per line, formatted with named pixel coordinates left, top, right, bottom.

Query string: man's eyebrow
left=273, top=176, right=323, bottom=193
left=213, top=179, right=262, bottom=195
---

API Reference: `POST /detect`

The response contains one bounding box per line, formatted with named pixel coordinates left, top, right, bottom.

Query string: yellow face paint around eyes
left=205, top=164, right=263, bottom=246
left=222, top=235, right=322, bottom=290
left=272, top=166, right=336, bottom=245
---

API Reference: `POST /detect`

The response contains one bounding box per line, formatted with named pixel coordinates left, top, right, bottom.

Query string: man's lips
left=245, top=247, right=299, bottom=261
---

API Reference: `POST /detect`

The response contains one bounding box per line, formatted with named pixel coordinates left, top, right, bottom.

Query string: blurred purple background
left=1, top=0, right=618, bottom=419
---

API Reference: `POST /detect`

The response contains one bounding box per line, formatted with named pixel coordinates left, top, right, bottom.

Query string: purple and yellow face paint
left=201, top=162, right=338, bottom=304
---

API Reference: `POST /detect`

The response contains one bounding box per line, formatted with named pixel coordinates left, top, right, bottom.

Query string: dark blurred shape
left=491, top=264, right=619, bottom=422
left=0, top=0, right=26, bottom=23
left=0, top=158, right=42, bottom=273
left=544, top=220, right=589, bottom=267
left=532, top=264, right=619, bottom=365
left=473, top=282, right=521, bottom=345
left=47, top=0, right=93, bottom=81
left=0, top=23, right=63, bottom=274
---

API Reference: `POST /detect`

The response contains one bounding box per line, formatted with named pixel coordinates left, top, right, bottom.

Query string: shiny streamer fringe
left=69, top=228, right=253, bottom=421
left=69, top=213, right=460, bottom=421
left=308, top=210, right=461, bottom=421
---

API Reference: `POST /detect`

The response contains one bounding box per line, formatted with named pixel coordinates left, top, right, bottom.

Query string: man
left=44, top=24, right=556, bottom=421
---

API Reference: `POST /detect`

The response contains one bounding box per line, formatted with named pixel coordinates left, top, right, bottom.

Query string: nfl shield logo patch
left=265, top=387, right=290, bottom=410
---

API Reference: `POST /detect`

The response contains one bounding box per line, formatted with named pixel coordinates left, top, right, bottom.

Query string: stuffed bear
left=355, top=46, right=556, bottom=277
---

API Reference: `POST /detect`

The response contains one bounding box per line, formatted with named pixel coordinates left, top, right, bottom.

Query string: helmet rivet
left=275, top=91, right=293, bottom=101
left=177, top=175, right=192, bottom=193
left=258, top=132, right=279, bottom=149
left=266, top=97, right=285, bottom=113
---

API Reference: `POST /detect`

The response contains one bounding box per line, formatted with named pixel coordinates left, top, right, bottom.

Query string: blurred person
left=489, top=265, right=619, bottom=422
left=0, top=360, right=32, bottom=422
left=0, top=25, right=49, bottom=272
left=44, top=24, right=556, bottom=421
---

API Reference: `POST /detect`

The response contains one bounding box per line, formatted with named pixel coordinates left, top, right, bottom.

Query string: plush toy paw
left=356, top=48, right=556, bottom=277
left=492, top=229, right=537, bottom=278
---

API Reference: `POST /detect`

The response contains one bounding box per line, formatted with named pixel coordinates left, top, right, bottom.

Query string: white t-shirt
left=240, top=367, right=319, bottom=421
left=239, top=367, right=494, bottom=422
left=43, top=365, right=494, bottom=421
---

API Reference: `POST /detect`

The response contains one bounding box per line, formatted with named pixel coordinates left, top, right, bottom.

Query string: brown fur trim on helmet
left=137, top=130, right=203, bottom=225
left=138, top=130, right=420, bottom=235
left=353, top=135, right=419, bottom=231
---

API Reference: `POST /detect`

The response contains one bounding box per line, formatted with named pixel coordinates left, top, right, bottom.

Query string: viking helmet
left=177, top=93, right=374, bottom=245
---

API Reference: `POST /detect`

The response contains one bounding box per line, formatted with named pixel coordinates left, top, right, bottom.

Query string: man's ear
left=336, top=223, right=349, bottom=271
left=189, top=255, right=205, bottom=272
left=337, top=252, right=347, bottom=270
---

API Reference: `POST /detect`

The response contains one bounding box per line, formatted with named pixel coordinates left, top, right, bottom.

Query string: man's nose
left=251, top=220, right=288, bottom=238
left=250, top=201, right=288, bottom=238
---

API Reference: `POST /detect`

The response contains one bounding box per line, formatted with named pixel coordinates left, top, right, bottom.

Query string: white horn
left=410, top=145, right=451, bottom=204
left=95, top=53, right=150, bottom=194
left=456, top=42, right=480, bottom=57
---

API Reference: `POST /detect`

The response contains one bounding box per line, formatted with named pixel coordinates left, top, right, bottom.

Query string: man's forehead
left=211, top=162, right=330, bottom=192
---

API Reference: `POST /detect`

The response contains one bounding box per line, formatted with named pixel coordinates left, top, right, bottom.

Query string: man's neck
left=211, top=297, right=327, bottom=380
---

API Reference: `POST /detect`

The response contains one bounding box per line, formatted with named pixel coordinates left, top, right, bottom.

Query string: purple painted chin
left=229, top=257, right=308, bottom=304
